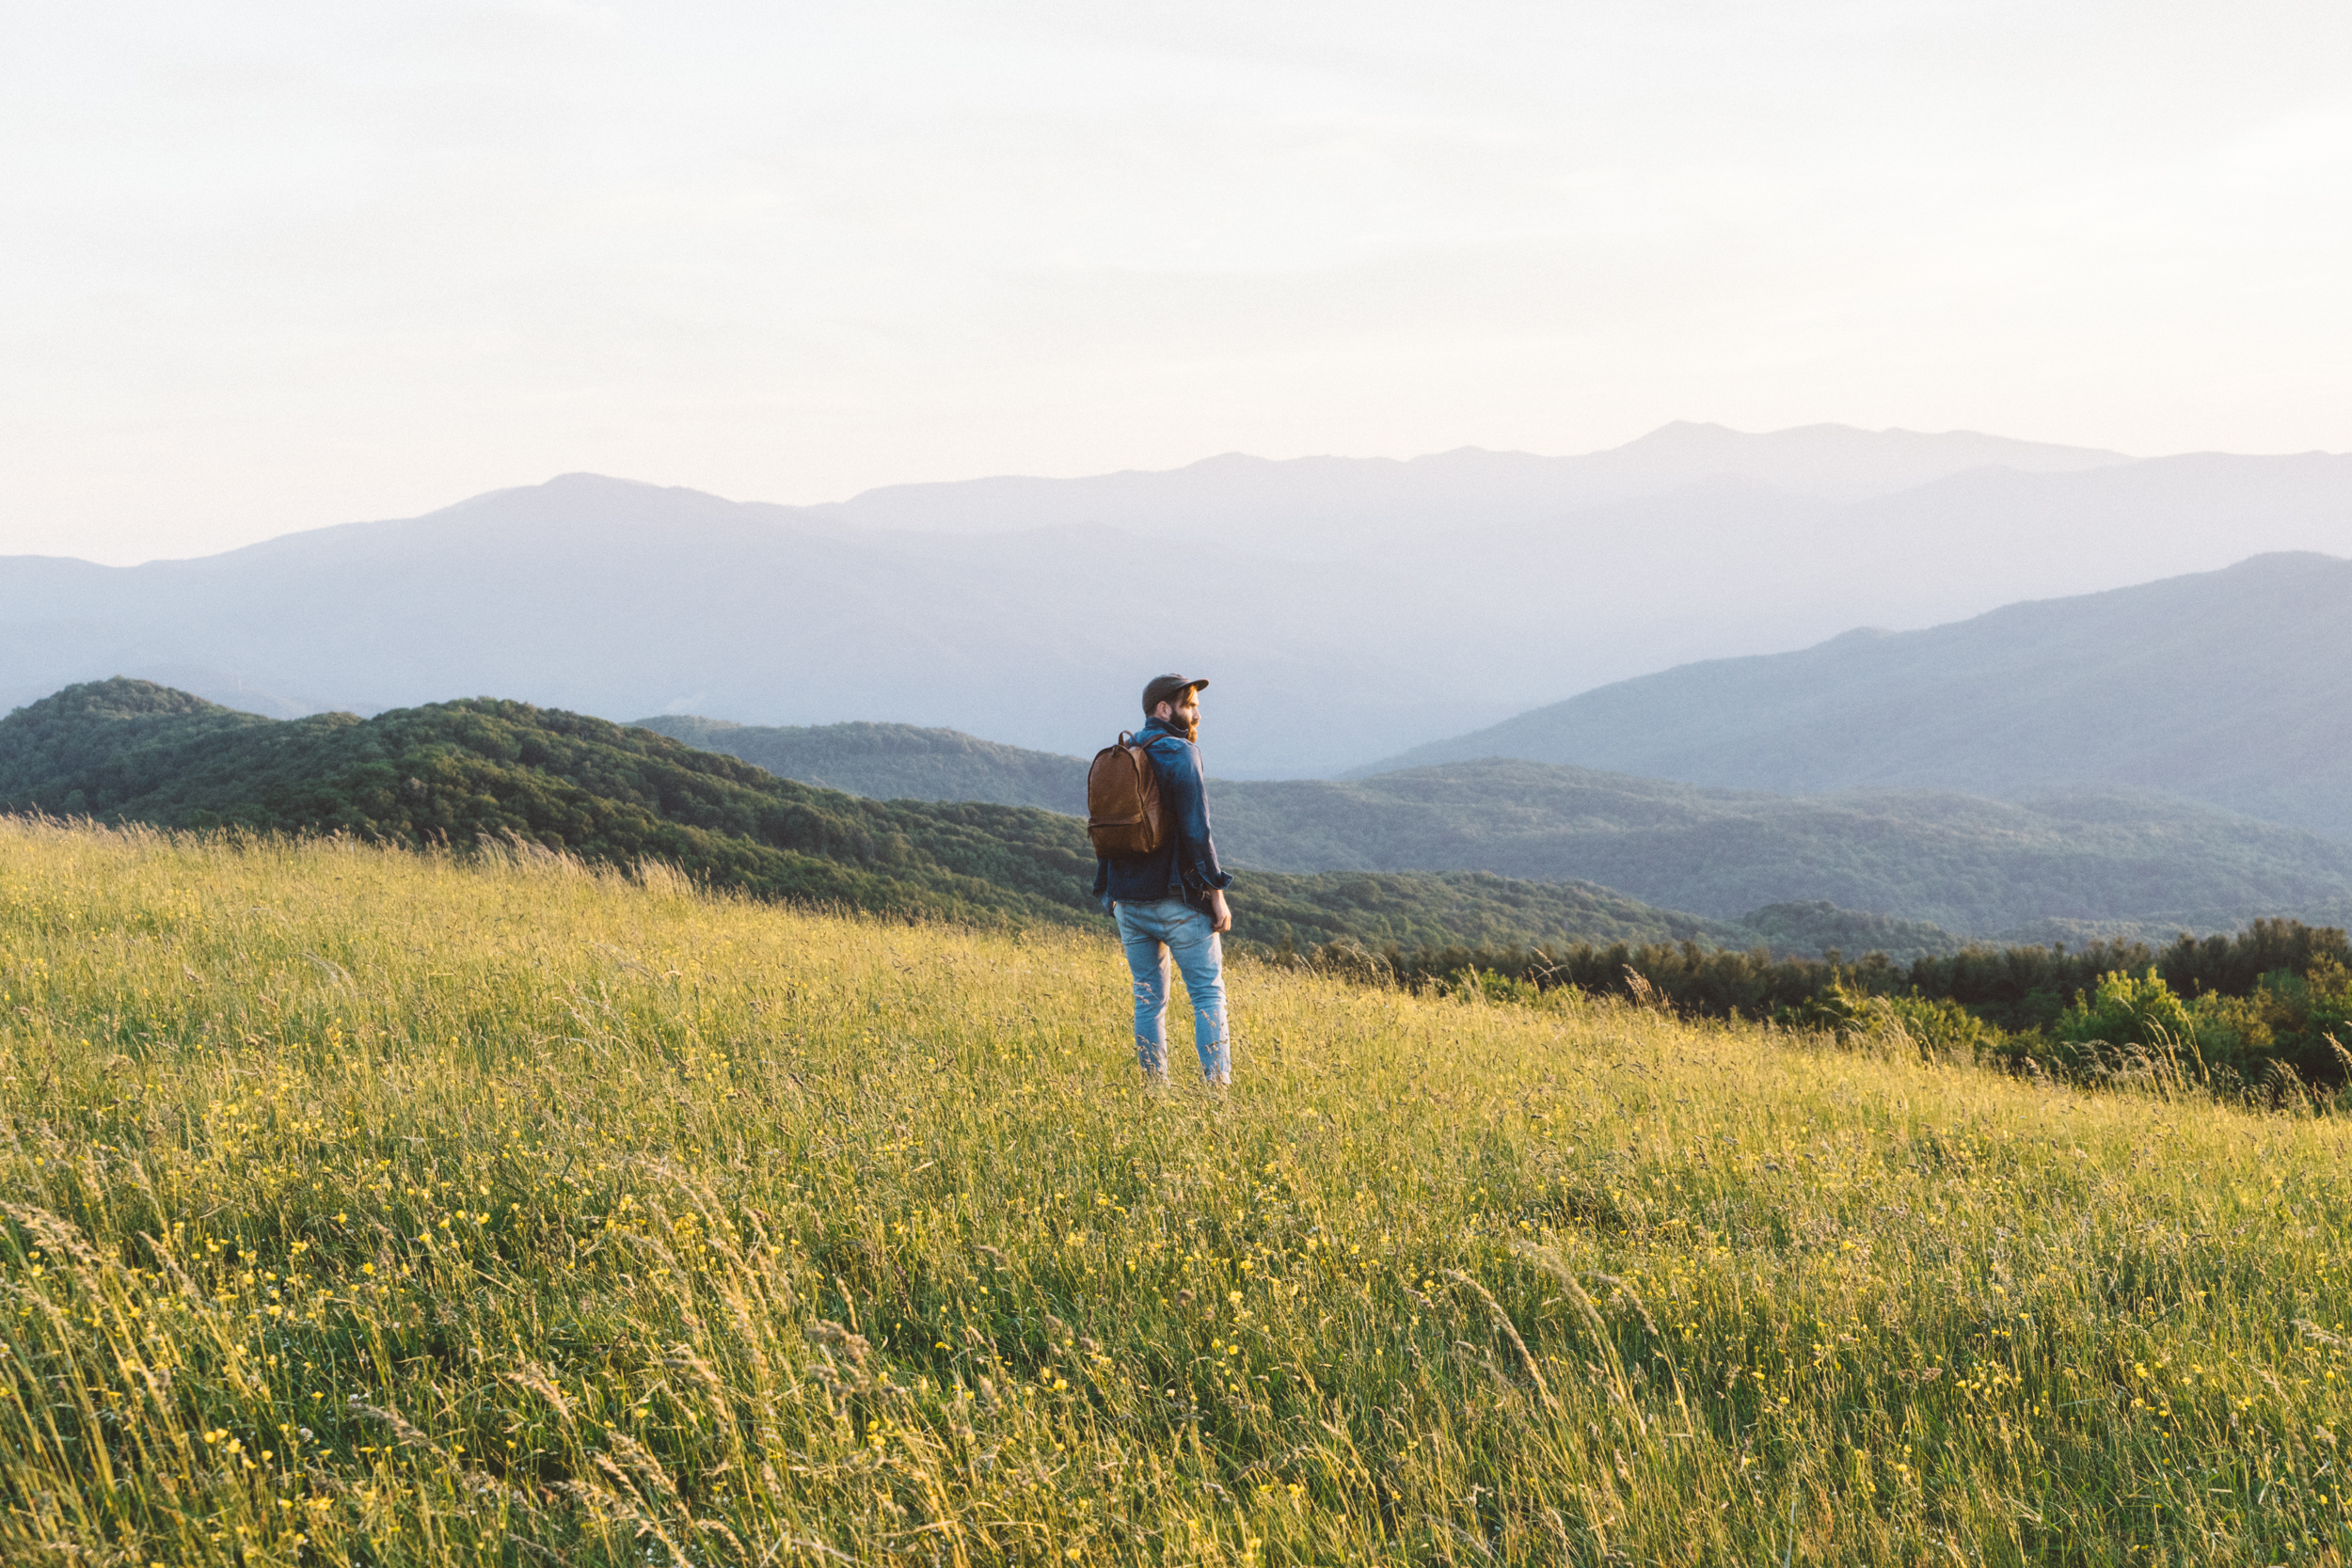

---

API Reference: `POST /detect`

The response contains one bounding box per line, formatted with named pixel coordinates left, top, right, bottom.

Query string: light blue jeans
left=1113, top=898, right=1230, bottom=1083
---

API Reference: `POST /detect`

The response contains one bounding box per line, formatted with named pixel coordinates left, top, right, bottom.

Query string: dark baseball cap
left=1141, top=673, right=1209, bottom=713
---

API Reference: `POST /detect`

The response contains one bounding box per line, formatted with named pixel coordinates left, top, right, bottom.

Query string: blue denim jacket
left=1092, top=721, right=1233, bottom=913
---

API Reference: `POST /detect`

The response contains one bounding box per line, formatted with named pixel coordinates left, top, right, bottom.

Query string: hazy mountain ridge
left=1372, top=551, right=2352, bottom=837
left=1209, top=763, right=2352, bottom=936
left=6, top=423, right=2349, bottom=775
left=802, top=422, right=2130, bottom=545
left=0, top=474, right=1503, bottom=773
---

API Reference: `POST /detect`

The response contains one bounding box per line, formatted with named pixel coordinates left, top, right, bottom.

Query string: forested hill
left=635, top=715, right=1088, bottom=814
left=0, top=681, right=1091, bottom=928
left=0, top=680, right=1744, bottom=956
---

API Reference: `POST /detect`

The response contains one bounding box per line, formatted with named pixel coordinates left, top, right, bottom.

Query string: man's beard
left=1169, top=711, right=1200, bottom=742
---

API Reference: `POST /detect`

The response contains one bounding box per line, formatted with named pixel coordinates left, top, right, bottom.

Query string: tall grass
left=1, top=816, right=2348, bottom=1564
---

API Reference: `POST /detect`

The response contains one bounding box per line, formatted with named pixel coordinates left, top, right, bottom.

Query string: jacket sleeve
left=1156, top=737, right=1232, bottom=895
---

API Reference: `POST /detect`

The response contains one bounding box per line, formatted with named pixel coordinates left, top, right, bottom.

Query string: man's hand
left=1207, top=890, right=1233, bottom=934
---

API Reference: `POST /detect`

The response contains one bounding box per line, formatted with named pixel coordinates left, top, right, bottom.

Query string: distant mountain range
left=633, top=714, right=2352, bottom=938
left=1372, top=552, right=2352, bottom=840
left=798, top=422, right=2131, bottom=545
left=7, top=422, right=2350, bottom=775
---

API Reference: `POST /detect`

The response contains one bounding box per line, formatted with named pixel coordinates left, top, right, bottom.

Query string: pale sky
left=5, top=1, right=2349, bottom=563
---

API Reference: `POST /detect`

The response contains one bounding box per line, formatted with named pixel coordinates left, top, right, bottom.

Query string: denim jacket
left=1091, top=721, right=1233, bottom=913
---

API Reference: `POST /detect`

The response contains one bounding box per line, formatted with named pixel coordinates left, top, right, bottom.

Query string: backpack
left=1087, top=730, right=1172, bottom=857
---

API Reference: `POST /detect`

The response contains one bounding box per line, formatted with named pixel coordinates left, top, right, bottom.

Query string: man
left=1092, top=673, right=1233, bottom=1085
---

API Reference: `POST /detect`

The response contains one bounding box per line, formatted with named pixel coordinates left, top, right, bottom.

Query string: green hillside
left=642, top=717, right=2352, bottom=937
left=634, top=713, right=1088, bottom=813
left=0, top=680, right=1739, bottom=955
left=1731, top=899, right=1967, bottom=960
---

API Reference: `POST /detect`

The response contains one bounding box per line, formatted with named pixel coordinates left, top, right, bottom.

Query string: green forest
left=636, top=713, right=1089, bottom=812
left=1367, top=917, right=2352, bottom=1092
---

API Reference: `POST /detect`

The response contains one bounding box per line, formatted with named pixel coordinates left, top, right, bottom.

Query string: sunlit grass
left=3, top=817, right=2349, bottom=1564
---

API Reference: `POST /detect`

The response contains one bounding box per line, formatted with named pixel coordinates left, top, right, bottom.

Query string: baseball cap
left=1141, top=673, right=1209, bottom=714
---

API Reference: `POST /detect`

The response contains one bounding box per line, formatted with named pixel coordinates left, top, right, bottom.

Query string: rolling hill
left=1370, top=552, right=2352, bottom=838
left=0, top=679, right=1747, bottom=957
left=638, top=715, right=1089, bottom=813
left=7, top=425, right=2350, bottom=776
left=639, top=715, right=2352, bottom=937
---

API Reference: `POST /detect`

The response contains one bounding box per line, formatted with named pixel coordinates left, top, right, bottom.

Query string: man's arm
left=1158, top=737, right=1232, bottom=931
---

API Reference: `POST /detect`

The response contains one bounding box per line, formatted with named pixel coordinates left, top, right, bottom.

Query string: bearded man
left=1091, top=673, right=1234, bottom=1085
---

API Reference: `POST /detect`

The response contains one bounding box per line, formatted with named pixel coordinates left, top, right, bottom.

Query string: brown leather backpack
left=1087, top=731, right=1170, bottom=857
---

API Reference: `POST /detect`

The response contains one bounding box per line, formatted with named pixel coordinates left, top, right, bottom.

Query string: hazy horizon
left=7, top=2, right=2350, bottom=563
left=1, top=417, right=2167, bottom=567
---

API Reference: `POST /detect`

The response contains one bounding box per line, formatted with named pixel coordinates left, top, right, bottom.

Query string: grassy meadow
left=2, top=819, right=2350, bottom=1565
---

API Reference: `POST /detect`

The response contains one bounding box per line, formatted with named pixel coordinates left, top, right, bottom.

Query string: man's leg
left=1112, top=901, right=1173, bottom=1079
left=1162, top=906, right=1230, bottom=1084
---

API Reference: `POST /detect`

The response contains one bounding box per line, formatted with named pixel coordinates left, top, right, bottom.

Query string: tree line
left=1308, top=917, right=2352, bottom=1090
